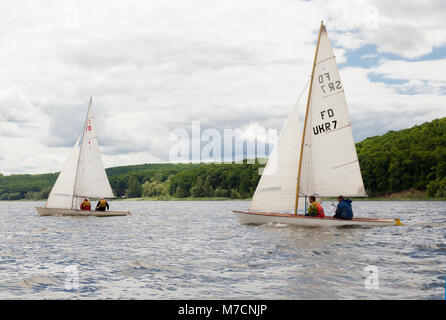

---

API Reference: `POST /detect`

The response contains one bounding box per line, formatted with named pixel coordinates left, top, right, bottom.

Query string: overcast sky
left=0, top=0, right=445, bottom=174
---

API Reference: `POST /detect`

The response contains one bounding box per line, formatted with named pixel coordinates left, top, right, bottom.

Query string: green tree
left=8, top=192, right=21, bottom=200
left=436, top=177, right=446, bottom=197
left=214, top=187, right=228, bottom=197
left=230, top=189, right=241, bottom=199
left=127, top=176, right=142, bottom=198
left=203, top=176, right=215, bottom=197
left=175, top=186, right=186, bottom=198
left=357, top=117, right=446, bottom=195
left=190, top=176, right=206, bottom=197
left=427, top=180, right=439, bottom=197
left=238, top=171, right=250, bottom=198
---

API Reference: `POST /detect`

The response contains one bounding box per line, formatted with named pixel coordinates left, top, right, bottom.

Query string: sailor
left=306, top=196, right=325, bottom=217
left=333, top=195, right=353, bottom=220
left=80, top=198, right=91, bottom=211
left=95, top=197, right=109, bottom=211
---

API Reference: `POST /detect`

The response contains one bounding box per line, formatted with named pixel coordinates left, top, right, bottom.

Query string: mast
left=294, top=21, right=324, bottom=215
left=71, top=97, right=92, bottom=209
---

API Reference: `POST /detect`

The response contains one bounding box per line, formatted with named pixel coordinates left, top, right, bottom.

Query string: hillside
left=356, top=117, right=446, bottom=197
left=0, top=117, right=445, bottom=200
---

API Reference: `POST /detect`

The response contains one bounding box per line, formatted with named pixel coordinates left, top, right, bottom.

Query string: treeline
left=356, top=117, right=446, bottom=197
left=0, top=117, right=445, bottom=200
left=0, top=172, right=58, bottom=200
left=0, top=163, right=203, bottom=201
left=111, top=160, right=262, bottom=199
left=0, top=161, right=262, bottom=200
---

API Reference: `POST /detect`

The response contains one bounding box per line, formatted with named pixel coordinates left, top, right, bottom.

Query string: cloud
left=340, top=65, right=445, bottom=141
left=0, top=0, right=444, bottom=174
left=370, top=58, right=446, bottom=82
left=317, top=0, right=446, bottom=58
left=0, top=88, right=44, bottom=124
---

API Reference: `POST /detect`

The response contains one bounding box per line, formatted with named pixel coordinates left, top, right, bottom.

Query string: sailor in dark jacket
left=333, top=195, right=353, bottom=220
left=95, top=198, right=109, bottom=211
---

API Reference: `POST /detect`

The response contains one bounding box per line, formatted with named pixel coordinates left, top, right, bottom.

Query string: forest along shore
left=1, top=117, right=445, bottom=202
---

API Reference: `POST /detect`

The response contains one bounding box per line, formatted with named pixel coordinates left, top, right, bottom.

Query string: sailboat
left=233, top=22, right=401, bottom=227
left=36, top=98, right=131, bottom=217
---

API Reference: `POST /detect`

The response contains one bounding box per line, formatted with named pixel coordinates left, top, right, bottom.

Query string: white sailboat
left=36, top=98, right=131, bottom=217
left=233, top=22, right=402, bottom=227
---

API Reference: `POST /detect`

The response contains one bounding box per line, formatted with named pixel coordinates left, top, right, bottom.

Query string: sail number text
left=313, top=108, right=337, bottom=135
left=318, top=72, right=342, bottom=94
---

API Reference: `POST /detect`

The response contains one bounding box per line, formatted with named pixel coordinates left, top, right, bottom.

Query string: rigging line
left=294, top=77, right=311, bottom=110
left=264, top=77, right=310, bottom=158
left=257, top=76, right=311, bottom=178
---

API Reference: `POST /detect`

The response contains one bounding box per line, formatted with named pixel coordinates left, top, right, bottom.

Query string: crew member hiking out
left=333, top=195, right=353, bottom=220
left=306, top=196, right=325, bottom=217
left=95, top=197, right=109, bottom=211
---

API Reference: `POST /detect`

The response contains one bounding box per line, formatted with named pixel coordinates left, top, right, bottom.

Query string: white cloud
left=0, top=0, right=445, bottom=174
left=340, top=65, right=445, bottom=140
left=317, top=0, right=446, bottom=58
left=0, top=88, right=45, bottom=124
left=371, top=58, right=446, bottom=82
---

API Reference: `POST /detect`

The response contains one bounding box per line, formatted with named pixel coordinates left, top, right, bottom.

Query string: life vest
left=97, top=199, right=107, bottom=208
left=313, top=201, right=325, bottom=217
left=80, top=200, right=91, bottom=210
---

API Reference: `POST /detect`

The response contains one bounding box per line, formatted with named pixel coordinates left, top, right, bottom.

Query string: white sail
left=299, top=25, right=366, bottom=197
left=249, top=23, right=365, bottom=215
left=74, top=98, right=114, bottom=200
left=45, top=138, right=80, bottom=209
left=249, top=103, right=301, bottom=213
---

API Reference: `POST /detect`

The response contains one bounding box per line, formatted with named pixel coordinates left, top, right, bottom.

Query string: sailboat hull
left=233, top=210, right=397, bottom=227
left=36, top=207, right=131, bottom=217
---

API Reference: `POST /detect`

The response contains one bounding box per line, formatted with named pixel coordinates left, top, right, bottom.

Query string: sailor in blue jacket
left=333, top=195, right=353, bottom=220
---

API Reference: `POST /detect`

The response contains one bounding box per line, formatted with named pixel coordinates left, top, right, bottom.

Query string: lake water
left=0, top=200, right=445, bottom=299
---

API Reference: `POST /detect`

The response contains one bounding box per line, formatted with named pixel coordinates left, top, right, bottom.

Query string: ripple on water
left=0, top=200, right=444, bottom=299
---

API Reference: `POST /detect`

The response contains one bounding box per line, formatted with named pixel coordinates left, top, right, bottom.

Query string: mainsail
left=73, top=98, right=114, bottom=200
left=299, top=24, right=366, bottom=198
left=45, top=98, right=114, bottom=209
left=250, top=22, right=366, bottom=214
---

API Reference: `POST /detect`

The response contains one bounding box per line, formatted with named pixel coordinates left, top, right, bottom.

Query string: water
left=0, top=200, right=445, bottom=299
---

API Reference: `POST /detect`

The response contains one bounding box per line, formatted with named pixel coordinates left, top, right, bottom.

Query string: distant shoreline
left=114, top=196, right=446, bottom=201
left=119, top=196, right=249, bottom=201
left=4, top=196, right=446, bottom=202
left=322, top=197, right=446, bottom=201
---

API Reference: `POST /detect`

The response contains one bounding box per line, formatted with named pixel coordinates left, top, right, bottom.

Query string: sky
left=0, top=0, right=445, bottom=174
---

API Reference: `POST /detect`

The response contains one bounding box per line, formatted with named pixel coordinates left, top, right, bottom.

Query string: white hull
left=36, top=207, right=131, bottom=217
left=233, top=210, right=399, bottom=227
